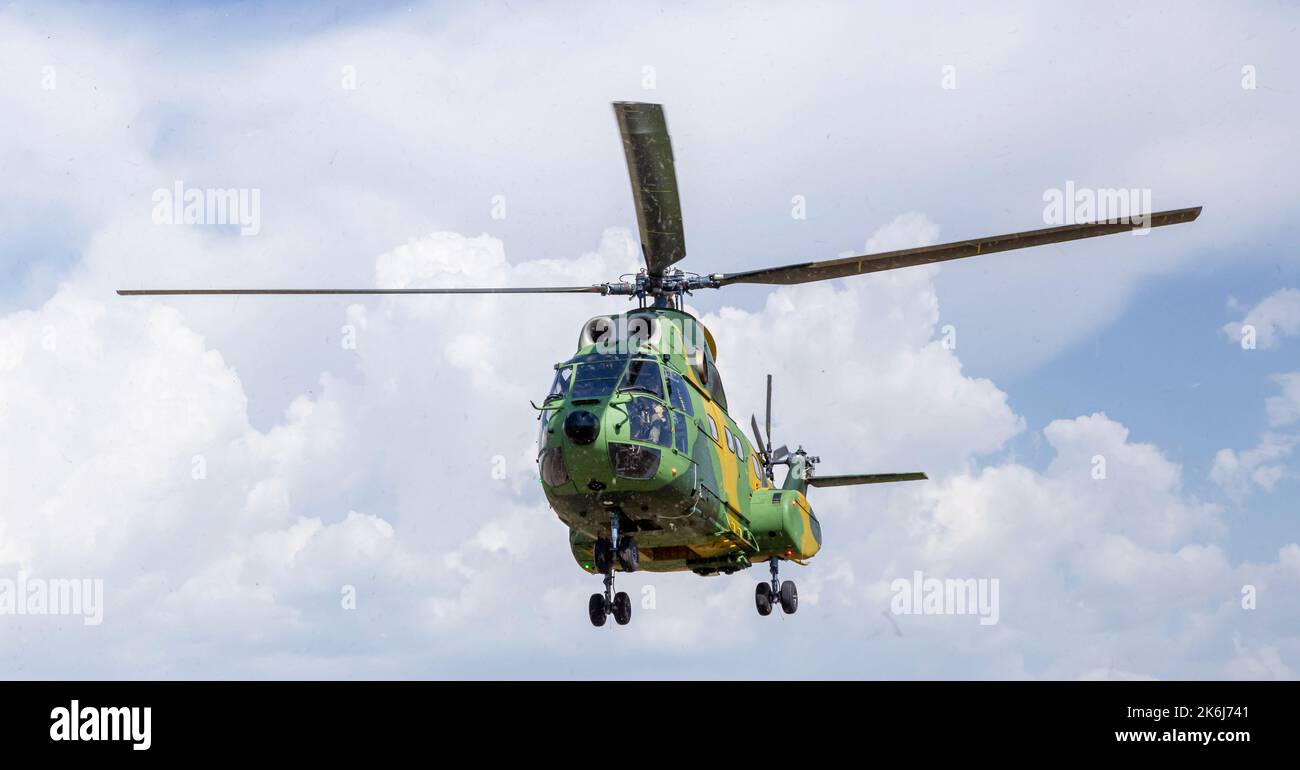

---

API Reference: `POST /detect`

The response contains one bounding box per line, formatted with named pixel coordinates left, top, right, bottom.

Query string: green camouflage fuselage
left=537, top=308, right=822, bottom=576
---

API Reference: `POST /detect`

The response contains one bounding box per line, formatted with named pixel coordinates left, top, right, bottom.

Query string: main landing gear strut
left=589, top=509, right=639, bottom=627
left=755, top=558, right=798, bottom=616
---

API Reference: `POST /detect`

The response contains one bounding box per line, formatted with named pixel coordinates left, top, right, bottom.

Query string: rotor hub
left=600, top=268, right=722, bottom=307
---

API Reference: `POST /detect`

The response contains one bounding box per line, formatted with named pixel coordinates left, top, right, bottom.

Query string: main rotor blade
left=750, top=415, right=770, bottom=461
left=613, top=101, right=686, bottom=277
left=717, top=207, right=1202, bottom=287
left=808, top=472, right=928, bottom=488
left=116, top=286, right=605, bottom=296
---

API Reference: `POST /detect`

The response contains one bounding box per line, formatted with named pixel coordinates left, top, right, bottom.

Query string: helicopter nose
left=563, top=410, right=600, bottom=445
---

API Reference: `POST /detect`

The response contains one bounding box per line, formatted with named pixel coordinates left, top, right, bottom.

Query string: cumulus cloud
left=1210, top=374, right=1299, bottom=504
left=1224, top=289, right=1300, bottom=350
left=1265, top=372, right=1300, bottom=427
left=2, top=2, right=1299, bottom=680
left=1211, top=439, right=1294, bottom=503
left=3, top=214, right=1296, bottom=679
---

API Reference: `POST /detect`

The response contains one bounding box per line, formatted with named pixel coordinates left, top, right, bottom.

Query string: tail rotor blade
left=764, top=374, right=773, bottom=456
left=750, top=415, right=770, bottom=463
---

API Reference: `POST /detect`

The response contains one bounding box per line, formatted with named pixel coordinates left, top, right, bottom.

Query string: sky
left=0, top=1, right=1297, bottom=679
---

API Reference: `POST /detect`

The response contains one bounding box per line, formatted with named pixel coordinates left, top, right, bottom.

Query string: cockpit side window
left=619, top=359, right=663, bottom=397
left=569, top=359, right=626, bottom=398
left=673, top=412, right=688, bottom=454
left=666, top=370, right=693, bottom=415
left=628, top=396, right=672, bottom=447
left=546, top=366, right=572, bottom=401
left=704, top=359, right=728, bottom=411
left=537, top=408, right=553, bottom=453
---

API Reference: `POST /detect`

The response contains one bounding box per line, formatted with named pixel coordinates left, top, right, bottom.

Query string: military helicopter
left=120, top=102, right=1200, bottom=627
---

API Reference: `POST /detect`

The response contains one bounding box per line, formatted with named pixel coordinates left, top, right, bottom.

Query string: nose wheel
left=588, top=510, right=637, bottom=627
left=755, top=558, right=797, bottom=616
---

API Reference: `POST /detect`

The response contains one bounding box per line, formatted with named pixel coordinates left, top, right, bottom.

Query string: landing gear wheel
left=588, top=593, right=608, bottom=626
left=587, top=511, right=633, bottom=627
left=616, top=536, right=640, bottom=572
left=755, top=582, right=773, bottom=616
left=612, top=591, right=632, bottom=625
left=779, top=580, right=798, bottom=614
left=593, top=538, right=614, bottom=574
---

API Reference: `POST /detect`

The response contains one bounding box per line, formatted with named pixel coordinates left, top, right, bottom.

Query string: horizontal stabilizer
left=807, top=472, right=928, bottom=488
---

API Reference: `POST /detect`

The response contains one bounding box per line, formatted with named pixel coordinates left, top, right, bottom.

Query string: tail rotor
left=751, top=374, right=794, bottom=482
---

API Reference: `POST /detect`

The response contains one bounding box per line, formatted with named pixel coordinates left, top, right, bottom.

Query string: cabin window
left=752, top=455, right=765, bottom=484
left=666, top=370, right=693, bottom=415
left=627, top=396, right=672, bottom=448
left=619, top=359, right=663, bottom=398
left=569, top=359, right=625, bottom=398
left=706, top=415, right=721, bottom=444
left=673, top=412, right=688, bottom=454
left=725, top=427, right=745, bottom=458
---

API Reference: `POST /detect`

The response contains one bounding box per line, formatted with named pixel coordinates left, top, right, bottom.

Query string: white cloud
left=2, top=2, right=1299, bottom=679
left=4, top=214, right=1295, bottom=679
left=1211, top=440, right=1293, bottom=503
left=1210, top=374, right=1299, bottom=503
left=1265, top=372, right=1300, bottom=427
left=1227, top=634, right=1295, bottom=680
left=1224, top=289, right=1300, bottom=350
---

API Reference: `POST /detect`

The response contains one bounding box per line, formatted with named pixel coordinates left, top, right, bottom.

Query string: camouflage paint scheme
left=537, top=308, right=822, bottom=577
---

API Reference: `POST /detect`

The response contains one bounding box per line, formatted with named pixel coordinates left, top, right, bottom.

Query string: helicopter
left=119, top=101, right=1201, bottom=627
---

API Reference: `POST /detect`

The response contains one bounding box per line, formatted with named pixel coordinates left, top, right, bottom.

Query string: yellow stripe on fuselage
left=702, top=399, right=743, bottom=523
left=681, top=357, right=755, bottom=548
left=792, top=492, right=820, bottom=558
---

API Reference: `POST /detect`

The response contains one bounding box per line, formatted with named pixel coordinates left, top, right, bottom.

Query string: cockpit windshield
left=569, top=359, right=627, bottom=398
left=619, top=359, right=663, bottom=397
left=545, top=366, right=573, bottom=401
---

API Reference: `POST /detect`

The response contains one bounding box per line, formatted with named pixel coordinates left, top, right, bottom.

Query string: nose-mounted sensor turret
left=563, top=410, right=599, bottom=445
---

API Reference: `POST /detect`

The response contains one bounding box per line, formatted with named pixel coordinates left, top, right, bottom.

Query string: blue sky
left=1004, top=265, right=1300, bottom=562
left=1, top=1, right=1297, bottom=678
